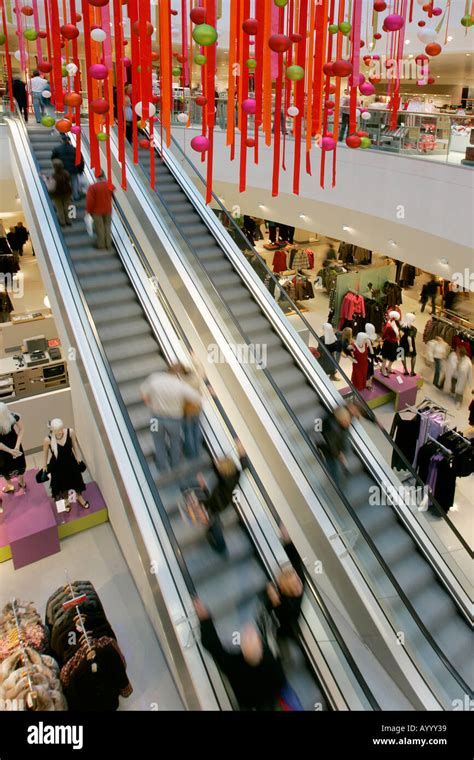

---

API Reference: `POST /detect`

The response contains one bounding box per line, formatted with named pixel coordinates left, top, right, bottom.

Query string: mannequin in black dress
left=0, top=403, right=27, bottom=513
left=41, top=418, right=89, bottom=510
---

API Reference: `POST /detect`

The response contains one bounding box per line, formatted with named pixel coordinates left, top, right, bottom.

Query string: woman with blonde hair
left=41, top=419, right=89, bottom=510
left=0, top=403, right=27, bottom=510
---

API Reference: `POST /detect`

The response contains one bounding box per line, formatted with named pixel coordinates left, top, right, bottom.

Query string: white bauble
left=177, top=112, right=188, bottom=123
left=361, top=111, right=371, bottom=120
left=417, top=28, right=437, bottom=43
left=135, top=101, right=157, bottom=118
left=14, top=50, right=21, bottom=61
left=42, top=90, right=52, bottom=99
left=287, top=105, right=299, bottom=117
left=91, top=28, right=107, bottom=43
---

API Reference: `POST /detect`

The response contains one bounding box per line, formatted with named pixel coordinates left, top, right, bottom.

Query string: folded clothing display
left=0, top=600, right=49, bottom=662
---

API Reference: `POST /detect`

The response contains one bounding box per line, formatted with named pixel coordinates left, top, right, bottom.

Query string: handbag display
left=35, top=468, right=49, bottom=483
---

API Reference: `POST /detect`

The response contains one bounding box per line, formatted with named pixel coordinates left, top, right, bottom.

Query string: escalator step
left=182, top=523, right=254, bottom=582
left=75, top=258, right=123, bottom=276
left=80, top=271, right=130, bottom=291
left=99, top=317, right=151, bottom=344
left=85, top=286, right=134, bottom=306
left=113, top=353, right=166, bottom=382
left=104, top=335, right=158, bottom=361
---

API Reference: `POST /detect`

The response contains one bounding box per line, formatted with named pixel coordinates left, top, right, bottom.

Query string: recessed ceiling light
left=405, top=40, right=410, bottom=45
left=436, top=75, right=440, bottom=78
left=258, top=204, right=266, bottom=210
left=388, top=239, right=397, bottom=246
left=408, top=54, right=414, bottom=58
left=299, top=214, right=307, bottom=219
left=342, top=225, right=351, bottom=232
left=467, top=54, right=471, bottom=57
left=447, top=36, right=453, bottom=42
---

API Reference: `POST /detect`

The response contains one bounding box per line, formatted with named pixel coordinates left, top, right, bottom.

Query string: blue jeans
left=206, top=514, right=227, bottom=554
left=433, top=358, right=442, bottom=388
left=32, top=92, right=45, bottom=123
left=182, top=415, right=201, bottom=460
left=71, top=173, right=81, bottom=201
left=152, top=416, right=182, bottom=473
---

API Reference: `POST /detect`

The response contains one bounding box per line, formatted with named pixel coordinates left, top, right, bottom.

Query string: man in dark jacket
left=51, top=135, right=84, bottom=201
left=264, top=525, right=305, bottom=640
left=14, top=222, right=29, bottom=256
left=320, top=405, right=352, bottom=482
left=197, top=439, right=249, bottom=554
left=12, top=78, right=28, bottom=121
left=193, top=598, right=286, bottom=711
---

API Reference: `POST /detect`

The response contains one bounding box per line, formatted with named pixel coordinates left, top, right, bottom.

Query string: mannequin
left=0, top=403, right=27, bottom=512
left=351, top=332, right=370, bottom=391
left=318, top=323, right=341, bottom=382
left=399, top=312, right=417, bottom=376
left=381, top=311, right=400, bottom=377
left=365, top=323, right=380, bottom=390
left=41, top=419, right=89, bottom=510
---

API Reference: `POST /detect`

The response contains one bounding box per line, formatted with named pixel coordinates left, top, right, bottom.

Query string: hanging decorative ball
left=321, top=136, right=336, bottom=151
left=170, top=9, right=178, bottom=15
left=75, top=13, right=82, bottom=21
left=360, top=81, right=375, bottom=95
left=192, top=24, right=218, bottom=46
left=24, top=29, right=38, bottom=41
left=151, top=51, right=159, bottom=61
left=268, top=34, right=291, bottom=53
left=191, top=135, right=210, bottom=152
left=357, top=130, right=369, bottom=137
left=384, top=14, right=405, bottom=31
left=190, top=7, right=206, bottom=24
left=177, top=112, right=188, bottom=124
left=246, top=137, right=255, bottom=147
left=374, top=32, right=382, bottom=39
left=38, top=61, right=53, bottom=73
left=96, top=132, right=108, bottom=142
left=287, top=105, right=299, bottom=117
left=194, top=54, right=207, bottom=65
left=286, top=64, right=305, bottom=81
left=242, top=18, right=258, bottom=35
left=122, top=57, right=131, bottom=67
left=195, top=95, right=207, bottom=107
left=425, top=42, right=442, bottom=56
left=322, top=62, right=334, bottom=75
left=327, top=110, right=334, bottom=117
left=176, top=54, right=187, bottom=64
left=328, top=24, right=338, bottom=34
left=373, top=0, right=386, bottom=10
left=339, top=21, right=351, bottom=35
left=326, top=84, right=337, bottom=94
left=38, top=31, right=48, bottom=38
left=89, top=63, right=108, bottom=79
left=42, top=90, right=51, bottom=98
left=359, top=136, right=371, bottom=148
left=346, top=134, right=361, bottom=148
left=172, top=66, right=181, bottom=76
left=427, top=75, right=436, bottom=84
left=415, top=53, right=429, bottom=65
left=291, top=33, right=303, bottom=43
left=65, top=63, right=78, bottom=77
left=324, top=99, right=335, bottom=109
left=21, top=6, right=34, bottom=15
left=139, top=138, right=150, bottom=149
left=274, top=0, right=289, bottom=6
left=418, top=28, right=437, bottom=43
left=71, top=125, right=81, bottom=135
left=88, top=0, right=110, bottom=6
left=369, top=76, right=381, bottom=84
left=332, top=59, right=353, bottom=77
left=90, top=27, right=107, bottom=42
left=41, top=116, right=55, bottom=127
left=135, top=101, right=157, bottom=118
left=89, top=97, right=109, bottom=114
left=132, top=20, right=154, bottom=36
left=64, top=92, right=83, bottom=108
left=61, top=65, right=68, bottom=76
left=55, top=118, right=72, bottom=133
left=242, top=98, right=257, bottom=114
left=246, top=59, right=257, bottom=70
left=361, top=111, right=371, bottom=121
left=460, top=15, right=474, bottom=27
left=61, top=24, right=79, bottom=39
left=349, top=72, right=365, bottom=86
left=14, top=51, right=22, bottom=61
left=372, top=54, right=380, bottom=60
left=432, top=7, right=442, bottom=16
left=418, top=20, right=426, bottom=27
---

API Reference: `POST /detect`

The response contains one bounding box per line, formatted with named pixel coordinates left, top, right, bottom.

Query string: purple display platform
left=0, top=471, right=108, bottom=569
left=373, top=369, right=423, bottom=411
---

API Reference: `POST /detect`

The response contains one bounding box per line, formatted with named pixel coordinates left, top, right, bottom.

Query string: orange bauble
left=21, top=6, right=34, bottom=16
left=64, top=92, right=82, bottom=108
left=425, top=42, right=442, bottom=56
left=132, top=20, right=154, bottom=36
left=55, top=118, right=72, bottom=133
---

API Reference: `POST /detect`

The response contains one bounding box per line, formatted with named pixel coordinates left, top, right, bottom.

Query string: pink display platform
left=373, top=369, right=423, bottom=411
left=340, top=382, right=394, bottom=409
left=0, top=470, right=108, bottom=569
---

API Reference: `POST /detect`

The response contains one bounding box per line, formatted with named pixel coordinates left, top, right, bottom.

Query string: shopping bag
left=84, top=213, right=94, bottom=238
left=178, top=488, right=209, bottom=527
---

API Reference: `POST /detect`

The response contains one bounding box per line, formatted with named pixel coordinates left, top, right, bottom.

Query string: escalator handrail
left=128, top=130, right=472, bottom=695
left=160, top=124, right=471, bottom=556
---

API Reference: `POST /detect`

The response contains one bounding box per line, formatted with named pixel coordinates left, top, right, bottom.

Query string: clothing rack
left=440, top=308, right=473, bottom=329
left=427, top=435, right=454, bottom=458
left=11, top=598, right=37, bottom=709
left=64, top=572, right=97, bottom=672
left=431, top=313, right=474, bottom=339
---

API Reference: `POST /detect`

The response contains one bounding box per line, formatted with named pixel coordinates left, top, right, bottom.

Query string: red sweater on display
left=382, top=322, right=399, bottom=343
left=86, top=181, right=115, bottom=216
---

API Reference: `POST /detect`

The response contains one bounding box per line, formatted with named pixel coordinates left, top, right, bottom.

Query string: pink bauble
left=327, top=110, right=334, bottom=117
left=349, top=72, right=365, bottom=86
left=432, top=7, right=442, bottom=15
left=71, top=125, right=81, bottom=135
left=89, top=63, right=108, bottom=79
left=191, top=135, right=210, bottom=153
left=321, top=136, right=336, bottom=151
left=372, top=54, right=380, bottom=60
left=242, top=98, right=256, bottom=115
left=384, top=13, right=404, bottom=31
left=122, top=57, right=131, bottom=67
left=359, top=82, right=375, bottom=95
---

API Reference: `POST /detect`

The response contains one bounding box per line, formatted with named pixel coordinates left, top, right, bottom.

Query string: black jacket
left=51, top=143, right=84, bottom=176
left=265, top=542, right=304, bottom=636
left=202, top=455, right=249, bottom=514
left=200, top=617, right=285, bottom=709
left=320, top=414, right=349, bottom=460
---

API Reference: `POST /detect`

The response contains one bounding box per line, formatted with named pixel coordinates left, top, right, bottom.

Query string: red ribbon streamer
left=292, top=0, right=308, bottom=195
left=272, top=6, right=284, bottom=197
left=239, top=0, right=250, bottom=193
left=0, top=0, right=13, bottom=112
left=50, top=0, right=64, bottom=113
left=113, top=0, right=127, bottom=189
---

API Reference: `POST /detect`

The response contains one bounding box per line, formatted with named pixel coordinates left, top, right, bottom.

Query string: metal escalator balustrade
left=114, top=127, right=473, bottom=704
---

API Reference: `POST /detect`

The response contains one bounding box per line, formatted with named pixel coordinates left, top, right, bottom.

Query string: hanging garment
left=413, top=410, right=446, bottom=468
left=451, top=335, right=472, bottom=358
left=351, top=345, right=369, bottom=391
left=353, top=246, right=372, bottom=264
left=383, top=281, right=403, bottom=308
left=437, top=431, right=474, bottom=478
left=391, top=412, right=421, bottom=469
left=272, top=249, right=287, bottom=273
left=338, top=292, right=366, bottom=329
left=303, top=249, right=314, bottom=268
left=291, top=250, right=310, bottom=271
left=417, top=442, right=457, bottom=512
left=0, top=413, right=26, bottom=479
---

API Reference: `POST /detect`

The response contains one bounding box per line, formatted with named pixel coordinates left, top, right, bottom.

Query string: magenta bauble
left=268, top=33, right=291, bottom=53
left=71, top=125, right=81, bottom=135
left=349, top=72, right=365, bottom=86
left=321, top=136, right=336, bottom=151
left=332, top=59, right=353, bottom=77
left=432, top=7, right=442, bottom=15
left=242, top=98, right=257, bottom=114
left=191, top=135, right=210, bottom=153
left=384, top=14, right=404, bottom=31
left=359, top=82, right=375, bottom=95
left=89, top=63, right=108, bottom=79
left=122, top=57, right=131, bottom=67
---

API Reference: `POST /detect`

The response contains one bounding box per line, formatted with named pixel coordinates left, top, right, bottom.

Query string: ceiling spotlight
left=408, top=54, right=414, bottom=59
left=405, top=40, right=410, bottom=45
left=436, top=75, right=440, bottom=79
left=447, top=36, right=453, bottom=42
left=388, top=239, right=397, bottom=246
left=440, top=257, right=449, bottom=266
left=299, top=214, right=307, bottom=219
left=342, top=225, right=351, bottom=232
left=258, top=204, right=266, bottom=210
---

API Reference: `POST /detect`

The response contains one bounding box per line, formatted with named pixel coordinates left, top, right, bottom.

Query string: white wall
left=172, top=127, right=474, bottom=280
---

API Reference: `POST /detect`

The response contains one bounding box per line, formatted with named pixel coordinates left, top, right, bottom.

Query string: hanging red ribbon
left=31, top=0, right=43, bottom=63
left=69, top=0, right=82, bottom=167
left=49, top=0, right=63, bottom=113
left=205, top=0, right=217, bottom=202
left=82, top=3, right=100, bottom=174
left=239, top=0, right=250, bottom=192
left=272, top=6, right=285, bottom=196
left=112, top=0, right=127, bottom=189
left=0, top=0, right=13, bottom=112
left=292, top=0, right=308, bottom=194
left=128, top=0, right=140, bottom=163
left=158, top=0, right=172, bottom=149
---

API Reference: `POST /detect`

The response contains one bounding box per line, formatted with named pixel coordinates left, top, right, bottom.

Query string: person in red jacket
left=381, top=311, right=400, bottom=377
left=85, top=171, right=115, bottom=250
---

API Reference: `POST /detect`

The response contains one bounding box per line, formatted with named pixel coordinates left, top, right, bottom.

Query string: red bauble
left=363, top=55, right=372, bottom=65
left=55, top=118, right=72, bottom=133
left=190, top=7, right=206, bottom=24
left=415, top=53, right=429, bottom=64
left=326, top=84, right=337, bottom=94
left=196, top=96, right=207, bottom=106
left=427, top=76, right=435, bottom=84
left=176, top=54, right=187, bottom=64
left=246, top=137, right=255, bottom=147
left=325, top=99, right=335, bottom=109
left=61, top=42, right=65, bottom=48
left=75, top=13, right=82, bottom=22
left=170, top=8, right=178, bottom=15
left=268, top=34, right=291, bottom=53
left=369, top=76, right=381, bottom=84
left=242, top=18, right=258, bottom=35
left=346, top=134, right=361, bottom=148
left=425, top=42, right=442, bottom=56
left=139, top=138, right=150, bottom=149
left=38, top=31, right=48, bottom=39
left=357, top=130, right=369, bottom=138
left=151, top=51, right=159, bottom=61
left=422, top=3, right=430, bottom=10
left=332, top=60, right=353, bottom=77
left=373, top=0, right=386, bottom=10
left=418, top=20, right=426, bottom=27
left=90, top=98, right=109, bottom=114
left=374, top=32, right=382, bottom=39
left=132, top=20, right=154, bottom=36
left=21, top=6, right=34, bottom=15
left=61, top=24, right=79, bottom=40
left=151, top=95, right=159, bottom=104
left=38, top=61, right=52, bottom=73
left=322, top=62, right=334, bottom=76
left=64, top=92, right=82, bottom=108
left=88, top=0, right=109, bottom=6
left=290, top=33, right=303, bottom=43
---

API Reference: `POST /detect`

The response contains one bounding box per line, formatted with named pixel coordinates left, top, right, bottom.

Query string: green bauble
left=359, top=136, right=371, bottom=149
left=274, top=0, right=288, bottom=6
left=285, top=64, right=305, bottom=81
left=339, top=21, right=352, bottom=35
left=0, top=33, right=5, bottom=45
left=24, top=29, right=38, bottom=41
left=246, top=58, right=257, bottom=70
left=61, top=65, right=68, bottom=76
left=192, top=23, right=218, bottom=46
left=96, top=132, right=108, bottom=142
left=194, top=53, right=207, bottom=65
left=460, top=14, right=474, bottom=27
left=41, top=116, right=55, bottom=128
left=328, top=24, right=339, bottom=34
left=172, top=66, right=181, bottom=76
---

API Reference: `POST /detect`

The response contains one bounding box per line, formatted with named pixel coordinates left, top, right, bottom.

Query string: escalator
left=112, top=130, right=473, bottom=700
left=17, top=122, right=368, bottom=711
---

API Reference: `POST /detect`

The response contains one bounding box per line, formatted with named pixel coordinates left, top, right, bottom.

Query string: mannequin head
left=50, top=419, right=65, bottom=438
left=355, top=332, right=370, bottom=351
left=240, top=624, right=263, bottom=666
left=365, top=323, right=376, bottom=339
left=322, top=322, right=337, bottom=345
left=388, top=310, right=400, bottom=321
left=0, top=403, right=15, bottom=435
left=401, top=312, right=416, bottom=328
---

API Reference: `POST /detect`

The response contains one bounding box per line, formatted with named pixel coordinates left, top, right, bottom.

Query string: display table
left=0, top=470, right=108, bottom=568
left=373, top=369, right=423, bottom=411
